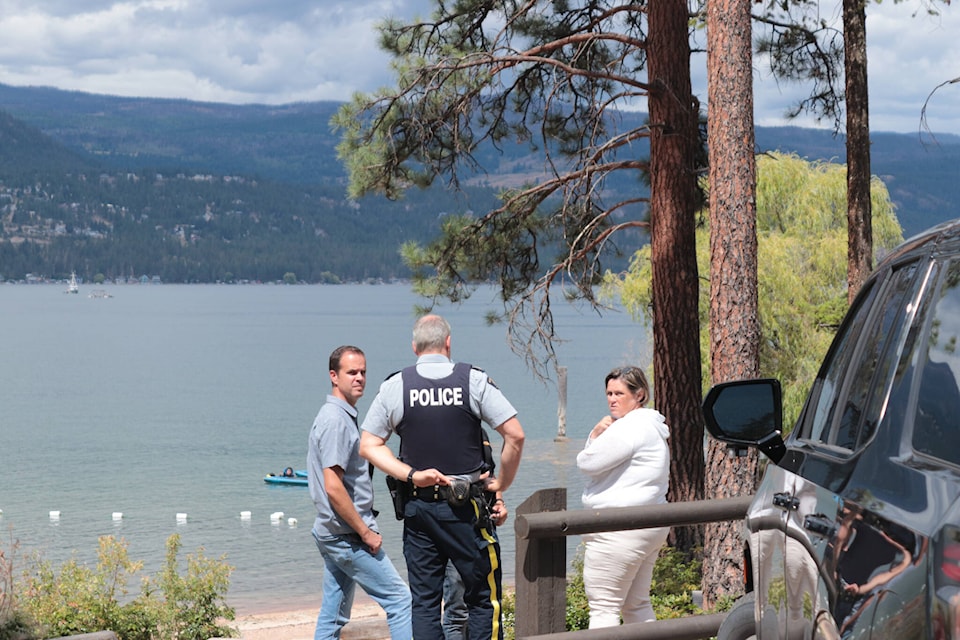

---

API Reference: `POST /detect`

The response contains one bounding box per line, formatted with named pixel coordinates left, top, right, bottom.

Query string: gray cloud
left=0, top=0, right=955, bottom=132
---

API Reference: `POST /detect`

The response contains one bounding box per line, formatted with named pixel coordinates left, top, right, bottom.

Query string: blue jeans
left=312, top=530, right=412, bottom=640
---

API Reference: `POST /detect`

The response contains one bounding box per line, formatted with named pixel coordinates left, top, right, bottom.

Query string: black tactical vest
left=397, top=362, right=484, bottom=475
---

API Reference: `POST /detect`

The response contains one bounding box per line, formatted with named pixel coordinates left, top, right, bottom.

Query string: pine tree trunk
left=703, top=0, right=761, bottom=609
left=646, top=0, right=705, bottom=555
left=845, top=0, right=872, bottom=301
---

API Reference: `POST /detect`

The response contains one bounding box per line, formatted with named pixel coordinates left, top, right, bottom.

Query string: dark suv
left=704, top=219, right=960, bottom=640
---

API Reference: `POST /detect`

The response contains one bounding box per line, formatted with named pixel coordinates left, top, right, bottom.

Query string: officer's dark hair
left=605, top=365, right=650, bottom=406
left=413, top=315, right=450, bottom=352
left=329, top=345, right=365, bottom=376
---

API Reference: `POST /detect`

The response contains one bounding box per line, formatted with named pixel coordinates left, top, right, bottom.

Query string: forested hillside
left=0, top=91, right=511, bottom=283
left=0, top=114, right=503, bottom=282
left=0, top=83, right=957, bottom=283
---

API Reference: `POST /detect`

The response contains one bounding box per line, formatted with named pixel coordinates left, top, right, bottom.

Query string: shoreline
left=232, top=592, right=387, bottom=640
left=232, top=591, right=321, bottom=618
left=231, top=583, right=517, bottom=639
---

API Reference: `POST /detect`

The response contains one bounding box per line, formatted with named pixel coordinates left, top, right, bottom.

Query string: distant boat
left=65, top=272, right=79, bottom=294
left=264, top=468, right=308, bottom=486
left=264, top=474, right=307, bottom=487
left=88, top=289, right=113, bottom=299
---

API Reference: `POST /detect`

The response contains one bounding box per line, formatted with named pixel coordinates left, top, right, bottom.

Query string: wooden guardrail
left=512, top=489, right=754, bottom=639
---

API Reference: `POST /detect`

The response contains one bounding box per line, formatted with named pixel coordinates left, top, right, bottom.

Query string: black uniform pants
left=403, top=495, right=503, bottom=640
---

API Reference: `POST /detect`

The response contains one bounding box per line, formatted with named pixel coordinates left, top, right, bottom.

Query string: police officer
left=360, top=314, right=525, bottom=640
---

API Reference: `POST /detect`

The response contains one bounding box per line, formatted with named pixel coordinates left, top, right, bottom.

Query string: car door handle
left=773, top=492, right=800, bottom=511
left=803, top=514, right=836, bottom=537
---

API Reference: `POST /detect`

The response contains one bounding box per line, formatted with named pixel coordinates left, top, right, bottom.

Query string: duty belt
left=410, top=480, right=483, bottom=506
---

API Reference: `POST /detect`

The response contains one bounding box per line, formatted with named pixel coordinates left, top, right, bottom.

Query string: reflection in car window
left=876, top=263, right=937, bottom=457
left=801, top=262, right=921, bottom=452
left=913, top=260, right=960, bottom=466
left=834, top=262, right=920, bottom=450
left=803, top=283, right=878, bottom=444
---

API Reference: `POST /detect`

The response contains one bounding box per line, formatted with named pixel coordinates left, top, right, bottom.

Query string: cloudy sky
left=0, top=0, right=956, bottom=135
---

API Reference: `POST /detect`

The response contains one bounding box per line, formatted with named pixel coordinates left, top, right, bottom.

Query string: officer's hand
left=491, top=497, right=508, bottom=526
left=484, top=476, right=503, bottom=493
left=412, top=468, right=448, bottom=487
left=361, top=529, right=382, bottom=555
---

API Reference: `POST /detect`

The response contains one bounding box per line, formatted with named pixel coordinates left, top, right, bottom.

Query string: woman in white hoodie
left=575, top=366, right=670, bottom=628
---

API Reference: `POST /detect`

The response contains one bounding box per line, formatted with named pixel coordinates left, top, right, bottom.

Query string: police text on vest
left=409, top=387, right=464, bottom=407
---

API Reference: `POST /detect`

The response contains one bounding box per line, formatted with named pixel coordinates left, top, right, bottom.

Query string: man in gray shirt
left=308, top=345, right=411, bottom=639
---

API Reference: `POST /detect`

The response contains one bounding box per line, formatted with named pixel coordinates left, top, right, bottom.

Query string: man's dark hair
left=329, top=345, right=364, bottom=373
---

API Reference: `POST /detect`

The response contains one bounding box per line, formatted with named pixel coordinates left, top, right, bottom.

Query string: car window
left=833, top=261, right=922, bottom=449
left=800, top=261, right=922, bottom=453
left=802, top=282, right=878, bottom=445
left=913, top=259, right=960, bottom=466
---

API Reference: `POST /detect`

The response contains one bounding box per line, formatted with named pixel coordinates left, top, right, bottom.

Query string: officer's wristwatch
left=406, top=468, right=416, bottom=484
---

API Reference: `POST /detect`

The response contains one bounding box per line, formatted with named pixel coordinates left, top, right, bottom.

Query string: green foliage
left=609, top=152, right=904, bottom=429
left=565, top=548, right=591, bottom=632
left=560, top=544, right=705, bottom=632
left=0, top=534, right=33, bottom=640
left=15, top=534, right=236, bottom=640
left=501, top=588, right=516, bottom=640
left=20, top=535, right=146, bottom=639
left=144, top=534, right=236, bottom=640
left=333, top=0, right=659, bottom=376
left=650, top=546, right=703, bottom=619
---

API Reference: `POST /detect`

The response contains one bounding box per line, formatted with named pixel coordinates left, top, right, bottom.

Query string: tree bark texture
left=704, top=0, right=761, bottom=609
left=646, top=0, right=705, bottom=555
left=845, top=0, right=873, bottom=302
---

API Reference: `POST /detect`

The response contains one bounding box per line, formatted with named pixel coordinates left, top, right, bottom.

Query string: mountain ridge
left=0, top=83, right=957, bottom=282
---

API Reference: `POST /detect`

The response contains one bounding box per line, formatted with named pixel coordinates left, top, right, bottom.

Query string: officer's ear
left=411, top=340, right=419, bottom=356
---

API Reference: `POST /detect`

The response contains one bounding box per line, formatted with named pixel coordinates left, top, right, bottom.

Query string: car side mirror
left=703, top=378, right=786, bottom=464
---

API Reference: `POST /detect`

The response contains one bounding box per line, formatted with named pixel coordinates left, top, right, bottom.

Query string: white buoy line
left=1, top=509, right=302, bottom=527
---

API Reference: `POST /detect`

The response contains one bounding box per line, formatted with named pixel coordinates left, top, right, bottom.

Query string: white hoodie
left=576, top=407, right=670, bottom=510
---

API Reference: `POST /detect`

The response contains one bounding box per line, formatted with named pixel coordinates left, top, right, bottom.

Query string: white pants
left=582, top=526, right=670, bottom=628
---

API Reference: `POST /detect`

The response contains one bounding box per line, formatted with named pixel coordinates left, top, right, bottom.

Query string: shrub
left=651, top=546, right=703, bottom=619
left=20, top=535, right=148, bottom=639
left=565, top=547, right=591, bottom=631
left=0, top=533, right=34, bottom=640
left=144, top=534, right=237, bottom=640
left=501, top=587, right=516, bottom=640
left=15, top=533, right=237, bottom=640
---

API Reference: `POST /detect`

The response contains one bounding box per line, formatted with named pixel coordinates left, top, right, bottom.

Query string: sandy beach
left=232, top=596, right=389, bottom=640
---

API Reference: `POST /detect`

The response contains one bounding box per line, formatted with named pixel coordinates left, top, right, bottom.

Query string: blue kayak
left=264, top=473, right=307, bottom=486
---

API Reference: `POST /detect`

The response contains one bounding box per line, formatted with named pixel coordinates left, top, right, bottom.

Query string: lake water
left=0, top=283, right=647, bottom=615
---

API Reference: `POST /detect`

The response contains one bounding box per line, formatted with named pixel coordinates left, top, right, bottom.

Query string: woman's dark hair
left=605, top=366, right=650, bottom=406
